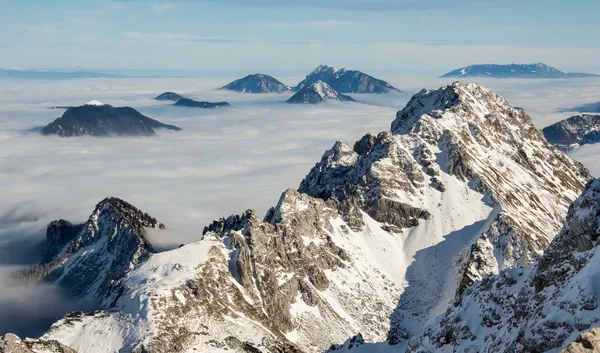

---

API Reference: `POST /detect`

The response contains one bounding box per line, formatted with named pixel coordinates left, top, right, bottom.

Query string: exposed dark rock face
left=42, top=220, right=83, bottom=263
left=543, top=114, right=600, bottom=151
left=221, top=74, right=291, bottom=93
left=294, top=65, right=400, bottom=93
left=287, top=81, right=355, bottom=104
left=155, top=92, right=185, bottom=101
left=24, top=197, right=164, bottom=304
left=173, top=98, right=230, bottom=108
left=40, top=103, right=180, bottom=137
left=441, top=63, right=600, bottom=78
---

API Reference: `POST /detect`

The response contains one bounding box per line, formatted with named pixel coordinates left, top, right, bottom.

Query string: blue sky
left=1, top=0, right=599, bottom=73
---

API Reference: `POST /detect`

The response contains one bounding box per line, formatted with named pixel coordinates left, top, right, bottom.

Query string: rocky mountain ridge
left=294, top=65, right=400, bottom=94
left=5, top=82, right=591, bottom=353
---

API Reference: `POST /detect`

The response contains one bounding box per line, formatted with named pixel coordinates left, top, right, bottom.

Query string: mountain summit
left=441, top=63, right=600, bottom=78
left=221, top=73, right=291, bottom=93
left=287, top=80, right=356, bottom=104
left=294, top=65, right=400, bottom=93
left=155, top=92, right=185, bottom=101
left=40, top=103, right=181, bottom=137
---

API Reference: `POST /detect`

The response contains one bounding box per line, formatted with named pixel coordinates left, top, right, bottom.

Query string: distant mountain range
left=295, top=65, right=400, bottom=93
left=0, top=67, right=122, bottom=79
left=564, top=101, right=600, bottom=113
left=41, top=100, right=180, bottom=137
left=441, top=63, right=600, bottom=79
left=221, top=74, right=291, bottom=93
left=543, top=114, right=600, bottom=151
left=287, top=81, right=356, bottom=104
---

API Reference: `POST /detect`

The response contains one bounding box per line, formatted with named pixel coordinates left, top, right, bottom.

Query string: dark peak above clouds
left=155, top=92, right=185, bottom=101
left=286, top=80, right=356, bottom=104
left=295, top=64, right=401, bottom=93
left=441, top=63, right=600, bottom=79
left=543, top=114, right=600, bottom=152
left=173, top=98, right=230, bottom=108
left=24, top=196, right=164, bottom=304
left=220, top=73, right=291, bottom=93
left=40, top=101, right=181, bottom=137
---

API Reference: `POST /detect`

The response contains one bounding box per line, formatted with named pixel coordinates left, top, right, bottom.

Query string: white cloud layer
left=0, top=74, right=598, bottom=337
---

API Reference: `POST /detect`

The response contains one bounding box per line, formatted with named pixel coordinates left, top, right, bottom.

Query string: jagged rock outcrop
left=407, top=178, right=600, bottom=353
left=174, top=98, right=230, bottom=108
left=41, top=190, right=402, bottom=352
left=561, top=328, right=600, bottom=353
left=441, top=63, right=600, bottom=78
left=40, top=102, right=181, bottom=137
left=295, top=65, right=400, bottom=93
left=23, top=197, right=164, bottom=305
left=543, top=114, right=600, bottom=151
left=155, top=92, right=185, bottom=101
left=221, top=74, right=291, bottom=93
left=287, top=81, right=355, bottom=104
left=0, top=333, right=76, bottom=353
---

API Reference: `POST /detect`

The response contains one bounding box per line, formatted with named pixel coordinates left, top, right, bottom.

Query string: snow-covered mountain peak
left=287, top=80, right=356, bottom=104
left=300, top=82, right=589, bottom=345
left=313, top=64, right=339, bottom=74
left=84, top=100, right=107, bottom=106
left=391, top=81, right=513, bottom=134
left=310, top=80, right=339, bottom=98
left=295, top=65, right=400, bottom=93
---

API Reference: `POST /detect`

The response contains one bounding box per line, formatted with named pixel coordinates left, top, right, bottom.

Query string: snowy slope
left=407, top=178, right=600, bottom=353
left=301, top=82, right=589, bottom=345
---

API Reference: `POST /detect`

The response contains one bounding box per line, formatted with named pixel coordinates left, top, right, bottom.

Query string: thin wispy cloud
left=151, top=1, right=175, bottom=15
left=123, top=31, right=245, bottom=43
left=116, top=0, right=495, bottom=12
left=25, top=26, right=58, bottom=35
left=248, top=19, right=363, bottom=29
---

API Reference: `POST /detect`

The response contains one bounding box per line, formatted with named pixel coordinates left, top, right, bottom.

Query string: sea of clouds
left=0, top=74, right=598, bottom=337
